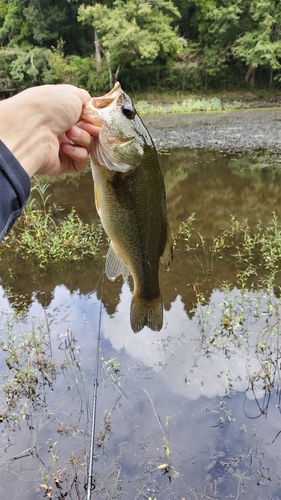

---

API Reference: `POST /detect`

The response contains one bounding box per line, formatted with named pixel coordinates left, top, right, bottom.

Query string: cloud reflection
left=1, top=280, right=277, bottom=405
left=101, top=284, right=276, bottom=403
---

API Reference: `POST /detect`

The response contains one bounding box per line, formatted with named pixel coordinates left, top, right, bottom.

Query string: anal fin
left=105, top=242, right=131, bottom=282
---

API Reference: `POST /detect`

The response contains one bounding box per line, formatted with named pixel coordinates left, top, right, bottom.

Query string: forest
left=0, top=0, right=280, bottom=95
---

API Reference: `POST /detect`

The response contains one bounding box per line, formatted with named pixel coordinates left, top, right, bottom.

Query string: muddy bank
left=143, top=108, right=281, bottom=152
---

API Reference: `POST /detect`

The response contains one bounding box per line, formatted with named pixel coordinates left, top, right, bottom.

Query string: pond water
left=1, top=147, right=281, bottom=499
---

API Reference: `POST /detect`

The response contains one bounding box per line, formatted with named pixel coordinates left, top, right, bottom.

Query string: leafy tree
left=42, top=40, right=106, bottom=93
left=233, top=0, right=281, bottom=85
left=0, top=0, right=31, bottom=47
left=189, top=0, right=281, bottom=86
left=0, top=0, right=94, bottom=56
left=9, top=46, right=50, bottom=88
left=0, top=48, right=19, bottom=93
left=78, top=0, right=186, bottom=87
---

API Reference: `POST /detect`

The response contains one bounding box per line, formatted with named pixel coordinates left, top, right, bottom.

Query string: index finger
left=76, top=120, right=100, bottom=137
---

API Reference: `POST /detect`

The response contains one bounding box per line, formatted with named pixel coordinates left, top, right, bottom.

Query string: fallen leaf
left=157, top=463, right=169, bottom=469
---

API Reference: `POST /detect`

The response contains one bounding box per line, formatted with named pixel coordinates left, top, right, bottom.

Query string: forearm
left=0, top=141, right=30, bottom=242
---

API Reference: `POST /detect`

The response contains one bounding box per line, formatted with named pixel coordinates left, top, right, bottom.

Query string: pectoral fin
left=161, top=223, right=173, bottom=271
left=109, top=172, right=135, bottom=211
left=105, top=242, right=131, bottom=282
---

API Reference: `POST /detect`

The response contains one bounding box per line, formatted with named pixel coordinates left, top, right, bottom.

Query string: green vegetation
left=135, top=96, right=243, bottom=115
left=0, top=317, right=56, bottom=424
left=0, top=0, right=281, bottom=94
left=178, top=212, right=281, bottom=410
left=177, top=212, right=281, bottom=289
left=0, top=313, right=90, bottom=498
left=2, top=209, right=281, bottom=497
left=1, top=177, right=102, bottom=266
left=211, top=213, right=281, bottom=277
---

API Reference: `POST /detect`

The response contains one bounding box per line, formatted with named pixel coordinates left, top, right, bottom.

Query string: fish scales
left=81, top=83, right=173, bottom=333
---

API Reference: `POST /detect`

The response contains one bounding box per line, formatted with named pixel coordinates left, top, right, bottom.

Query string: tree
left=0, top=0, right=31, bottom=47
left=0, top=0, right=94, bottom=56
left=78, top=0, right=186, bottom=87
left=190, top=0, right=281, bottom=86
left=233, top=0, right=281, bottom=86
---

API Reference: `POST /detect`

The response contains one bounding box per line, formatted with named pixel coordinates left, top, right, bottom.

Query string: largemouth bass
left=81, top=82, right=173, bottom=333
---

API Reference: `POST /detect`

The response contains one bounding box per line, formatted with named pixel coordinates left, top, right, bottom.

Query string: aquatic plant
left=32, top=176, right=52, bottom=216
left=1, top=178, right=103, bottom=266
left=178, top=212, right=281, bottom=286
left=177, top=212, right=196, bottom=249
left=212, top=213, right=281, bottom=274
left=0, top=317, right=56, bottom=424
left=19, top=208, right=102, bottom=266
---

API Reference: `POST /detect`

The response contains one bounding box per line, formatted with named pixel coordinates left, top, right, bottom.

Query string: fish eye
left=121, top=105, right=135, bottom=120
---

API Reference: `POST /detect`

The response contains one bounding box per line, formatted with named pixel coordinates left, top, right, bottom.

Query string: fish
left=81, top=82, right=173, bottom=333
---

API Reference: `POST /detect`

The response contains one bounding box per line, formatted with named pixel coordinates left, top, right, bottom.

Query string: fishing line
left=85, top=271, right=104, bottom=498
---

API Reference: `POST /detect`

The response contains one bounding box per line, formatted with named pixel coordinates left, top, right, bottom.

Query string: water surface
left=1, top=148, right=281, bottom=499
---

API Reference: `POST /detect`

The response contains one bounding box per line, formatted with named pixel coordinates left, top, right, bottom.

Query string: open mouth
left=81, top=82, right=123, bottom=126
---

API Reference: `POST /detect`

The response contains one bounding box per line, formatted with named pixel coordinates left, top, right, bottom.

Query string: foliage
left=177, top=212, right=196, bottom=248
left=41, top=41, right=109, bottom=93
left=17, top=208, right=102, bottom=266
left=0, top=42, right=109, bottom=93
left=78, top=0, right=186, bottom=87
left=0, top=0, right=93, bottom=55
left=212, top=213, right=281, bottom=273
left=9, top=46, right=50, bottom=88
left=135, top=96, right=243, bottom=114
left=0, top=0, right=281, bottom=94
left=0, top=47, right=19, bottom=91
left=232, top=1, right=281, bottom=82
left=191, top=0, right=281, bottom=86
left=177, top=212, right=281, bottom=287
left=2, top=178, right=103, bottom=266
left=0, top=318, right=56, bottom=422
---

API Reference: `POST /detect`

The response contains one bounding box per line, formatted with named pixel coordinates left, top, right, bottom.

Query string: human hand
left=0, top=84, right=100, bottom=177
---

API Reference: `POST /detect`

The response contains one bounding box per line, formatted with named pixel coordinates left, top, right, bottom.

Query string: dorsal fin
left=105, top=242, right=131, bottom=282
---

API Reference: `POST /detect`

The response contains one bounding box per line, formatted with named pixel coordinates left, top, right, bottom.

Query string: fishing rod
left=85, top=273, right=104, bottom=499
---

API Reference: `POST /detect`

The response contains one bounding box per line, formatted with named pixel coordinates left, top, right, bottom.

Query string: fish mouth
left=81, top=82, right=123, bottom=126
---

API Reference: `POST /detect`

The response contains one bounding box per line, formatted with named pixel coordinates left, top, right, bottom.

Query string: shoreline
left=143, top=107, right=281, bottom=152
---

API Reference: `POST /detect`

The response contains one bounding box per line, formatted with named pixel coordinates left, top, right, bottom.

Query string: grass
left=177, top=212, right=281, bottom=287
left=0, top=311, right=91, bottom=499
left=177, top=212, right=281, bottom=414
left=132, top=86, right=281, bottom=116
left=1, top=177, right=103, bottom=267
left=143, top=388, right=180, bottom=481
left=133, top=88, right=281, bottom=115
left=0, top=316, right=56, bottom=424
left=135, top=96, right=241, bottom=115
left=211, top=213, right=281, bottom=276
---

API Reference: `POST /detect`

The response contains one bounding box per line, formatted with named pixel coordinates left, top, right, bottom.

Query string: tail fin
left=130, top=295, right=163, bottom=333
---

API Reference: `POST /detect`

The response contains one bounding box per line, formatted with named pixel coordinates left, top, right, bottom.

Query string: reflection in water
left=2, top=149, right=281, bottom=314
left=1, top=148, right=281, bottom=498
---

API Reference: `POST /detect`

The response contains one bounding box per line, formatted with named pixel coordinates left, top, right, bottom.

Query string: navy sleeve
left=0, top=140, right=31, bottom=242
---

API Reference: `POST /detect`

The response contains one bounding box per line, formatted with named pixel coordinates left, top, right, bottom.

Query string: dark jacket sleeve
left=0, top=140, right=31, bottom=242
